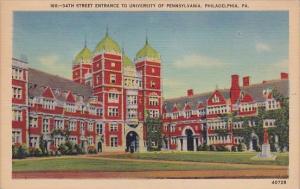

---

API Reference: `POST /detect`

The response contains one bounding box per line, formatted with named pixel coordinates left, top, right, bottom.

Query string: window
left=42, top=118, right=49, bottom=133
left=43, top=99, right=55, bottom=110
left=12, top=110, right=22, bottom=121
left=108, top=93, right=119, bottom=103
left=110, top=74, right=116, bottom=84
left=54, top=136, right=64, bottom=147
left=88, top=122, right=93, bottom=131
left=29, top=136, right=39, bottom=148
left=108, top=107, right=119, bottom=117
left=111, top=62, right=115, bottom=67
left=110, top=137, right=118, bottom=147
left=110, top=123, right=118, bottom=132
left=127, top=95, right=137, bottom=105
left=96, top=108, right=103, bottom=116
left=88, top=136, right=94, bottom=145
left=12, top=130, right=21, bottom=144
left=185, top=110, right=192, bottom=118
left=65, top=103, right=76, bottom=112
left=69, top=121, right=77, bottom=131
left=12, top=87, right=22, bottom=99
left=171, top=137, right=176, bottom=144
left=170, top=124, right=176, bottom=132
left=80, top=122, right=85, bottom=134
left=96, top=123, right=103, bottom=134
left=55, top=119, right=64, bottom=130
left=127, top=108, right=137, bottom=119
left=150, top=81, right=155, bottom=88
left=12, top=68, right=23, bottom=80
left=149, top=109, right=159, bottom=118
left=69, top=136, right=77, bottom=144
left=29, top=117, right=38, bottom=128
left=149, top=96, right=159, bottom=106
left=172, top=112, right=179, bottom=119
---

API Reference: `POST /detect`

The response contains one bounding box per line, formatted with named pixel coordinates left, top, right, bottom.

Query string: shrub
left=74, top=144, right=84, bottom=154
left=197, top=144, right=209, bottom=151
left=237, top=143, right=247, bottom=152
left=209, top=145, right=216, bottom=151
left=12, top=143, right=28, bottom=159
left=58, top=144, right=68, bottom=155
left=231, top=145, right=238, bottom=152
left=216, top=145, right=229, bottom=151
left=87, top=146, right=97, bottom=154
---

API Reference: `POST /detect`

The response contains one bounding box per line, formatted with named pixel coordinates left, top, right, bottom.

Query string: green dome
left=123, top=55, right=134, bottom=68
left=94, top=33, right=121, bottom=54
left=136, top=40, right=160, bottom=60
left=73, top=47, right=92, bottom=65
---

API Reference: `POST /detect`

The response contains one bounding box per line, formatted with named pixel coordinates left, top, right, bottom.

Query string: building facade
left=162, top=73, right=288, bottom=151
left=11, top=31, right=288, bottom=153
left=12, top=31, right=162, bottom=152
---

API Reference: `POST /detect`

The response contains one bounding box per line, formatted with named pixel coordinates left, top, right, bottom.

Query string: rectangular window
left=110, top=74, right=116, bottom=84
left=65, top=103, right=76, bottom=112
left=54, top=119, right=64, bottom=130
left=43, top=99, right=55, bottom=110
left=96, top=108, right=103, bottom=116
left=149, top=109, right=159, bottom=118
left=127, top=95, right=137, bottom=105
left=149, top=96, right=159, bottom=106
left=42, top=118, right=49, bottom=133
left=109, top=123, right=118, bottom=132
left=108, top=107, right=119, bottom=117
left=69, top=120, right=77, bottom=131
left=96, top=123, right=103, bottom=134
left=108, top=93, right=119, bottom=103
left=80, top=122, right=85, bottom=135
left=12, top=87, right=22, bottom=99
left=127, top=108, right=137, bottom=119
left=88, top=137, right=94, bottom=145
left=29, top=136, right=39, bottom=148
left=12, top=68, right=23, bottom=80
left=29, top=117, right=38, bottom=128
left=88, top=122, right=93, bottom=131
left=110, top=137, right=118, bottom=147
left=12, top=130, right=21, bottom=144
left=12, top=110, right=22, bottom=121
left=69, top=136, right=77, bottom=144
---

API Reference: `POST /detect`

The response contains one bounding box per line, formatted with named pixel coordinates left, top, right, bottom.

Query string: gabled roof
left=28, top=68, right=94, bottom=104
left=164, top=79, right=288, bottom=112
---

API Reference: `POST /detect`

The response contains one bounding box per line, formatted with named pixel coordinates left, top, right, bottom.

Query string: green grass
left=105, top=151, right=289, bottom=166
left=12, top=158, right=253, bottom=172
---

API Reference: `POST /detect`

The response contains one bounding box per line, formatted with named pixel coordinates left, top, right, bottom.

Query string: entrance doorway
left=185, top=129, right=194, bottom=151
left=252, top=137, right=258, bottom=151
left=126, top=131, right=139, bottom=152
left=97, top=142, right=102, bottom=152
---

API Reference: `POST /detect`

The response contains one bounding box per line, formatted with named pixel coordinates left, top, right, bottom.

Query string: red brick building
left=12, top=31, right=162, bottom=152
left=162, top=74, right=288, bottom=151
left=12, top=31, right=288, bottom=153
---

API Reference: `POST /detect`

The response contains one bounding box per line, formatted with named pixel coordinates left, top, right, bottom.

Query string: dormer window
left=212, top=94, right=220, bottom=103
left=185, top=110, right=192, bottom=118
left=42, top=98, right=55, bottom=110
left=65, top=103, right=76, bottom=113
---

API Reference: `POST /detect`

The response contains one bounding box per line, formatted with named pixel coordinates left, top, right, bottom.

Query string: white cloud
left=36, top=54, right=71, bottom=78
left=255, top=42, right=272, bottom=53
left=38, top=55, right=59, bottom=66
left=173, top=54, right=226, bottom=69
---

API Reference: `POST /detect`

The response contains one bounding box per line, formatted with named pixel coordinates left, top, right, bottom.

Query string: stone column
left=193, top=138, right=197, bottom=151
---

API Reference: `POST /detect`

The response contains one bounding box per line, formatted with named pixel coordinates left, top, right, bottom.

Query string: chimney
left=280, top=72, right=288, bottom=80
left=243, top=76, right=250, bottom=87
left=231, top=74, right=240, bottom=88
left=230, top=74, right=240, bottom=104
left=187, top=89, right=194, bottom=97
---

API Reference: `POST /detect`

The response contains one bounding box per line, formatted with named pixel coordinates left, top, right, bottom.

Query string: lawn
left=104, top=151, right=289, bottom=166
left=13, top=157, right=254, bottom=172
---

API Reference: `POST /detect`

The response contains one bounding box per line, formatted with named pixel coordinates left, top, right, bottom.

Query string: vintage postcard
left=0, top=0, right=299, bottom=189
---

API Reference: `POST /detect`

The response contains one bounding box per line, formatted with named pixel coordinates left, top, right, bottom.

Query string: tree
left=145, top=112, right=163, bottom=151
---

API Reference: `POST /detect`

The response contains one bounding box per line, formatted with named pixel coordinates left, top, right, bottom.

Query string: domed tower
left=92, top=29, right=124, bottom=151
left=72, top=41, right=92, bottom=85
left=135, top=37, right=162, bottom=121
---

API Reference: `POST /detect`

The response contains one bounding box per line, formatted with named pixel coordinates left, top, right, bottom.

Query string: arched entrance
left=126, top=131, right=139, bottom=152
left=185, top=129, right=194, bottom=151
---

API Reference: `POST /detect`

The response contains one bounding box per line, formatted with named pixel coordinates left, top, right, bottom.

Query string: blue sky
left=13, top=11, right=288, bottom=98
